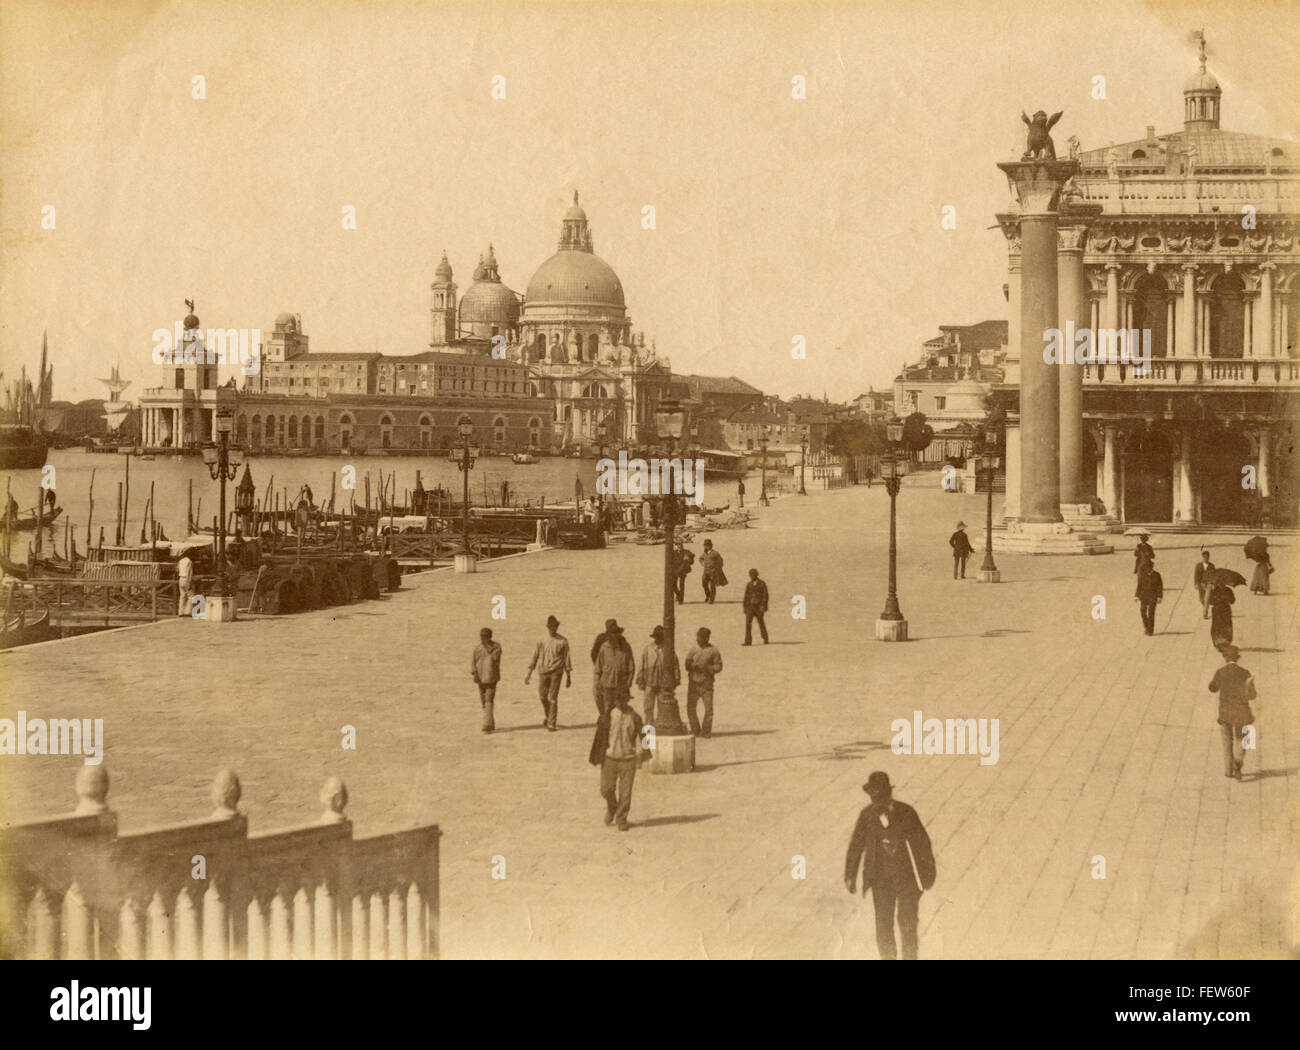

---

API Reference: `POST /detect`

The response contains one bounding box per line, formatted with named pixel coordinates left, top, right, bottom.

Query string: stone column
left=1255, top=264, right=1275, bottom=357
left=1003, top=421, right=1021, bottom=520
left=1258, top=427, right=1272, bottom=498
left=1178, top=266, right=1196, bottom=356
left=999, top=157, right=1077, bottom=523
left=1105, top=264, right=1120, bottom=334
left=1102, top=425, right=1118, bottom=516
left=1057, top=203, right=1102, bottom=506
left=1175, top=430, right=1194, bottom=522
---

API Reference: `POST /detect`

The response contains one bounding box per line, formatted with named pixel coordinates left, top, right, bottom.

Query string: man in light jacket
left=470, top=627, right=502, bottom=733
left=684, top=627, right=723, bottom=737
left=636, top=625, right=680, bottom=727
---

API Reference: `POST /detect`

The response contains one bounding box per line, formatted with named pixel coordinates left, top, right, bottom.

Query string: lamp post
left=651, top=398, right=691, bottom=749
left=759, top=434, right=770, bottom=506
left=875, top=418, right=908, bottom=641
left=452, top=414, right=479, bottom=572
left=977, top=423, right=1002, bottom=583
left=200, top=408, right=240, bottom=620
left=799, top=432, right=809, bottom=495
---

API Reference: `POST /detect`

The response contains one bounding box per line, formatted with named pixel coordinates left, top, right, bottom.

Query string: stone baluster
left=62, top=882, right=94, bottom=959
left=292, top=887, right=313, bottom=959
left=118, top=899, right=145, bottom=960
left=174, top=886, right=200, bottom=959
left=314, top=880, right=336, bottom=960
left=147, top=889, right=171, bottom=959
left=369, top=891, right=388, bottom=959
left=388, top=885, right=408, bottom=960
left=268, top=887, right=292, bottom=959
left=27, top=885, right=59, bottom=959
left=246, top=896, right=269, bottom=960
left=407, top=882, right=426, bottom=959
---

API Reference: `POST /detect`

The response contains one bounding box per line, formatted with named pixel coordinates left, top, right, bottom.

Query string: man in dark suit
left=1208, top=644, right=1256, bottom=781
left=1133, top=532, right=1154, bottom=573
left=742, top=568, right=769, bottom=645
left=1135, top=558, right=1164, bottom=636
left=949, top=521, right=974, bottom=579
left=844, top=772, right=936, bottom=960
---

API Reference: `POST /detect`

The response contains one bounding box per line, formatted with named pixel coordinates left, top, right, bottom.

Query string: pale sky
left=2, top=0, right=1297, bottom=403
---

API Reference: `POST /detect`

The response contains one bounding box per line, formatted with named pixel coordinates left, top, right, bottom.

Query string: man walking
left=590, top=687, right=645, bottom=831
left=844, top=772, right=936, bottom=960
left=684, top=627, right=723, bottom=737
left=176, top=551, right=194, bottom=616
left=673, top=543, right=694, bottom=604
left=636, top=625, right=680, bottom=727
left=593, top=619, right=635, bottom=717
left=742, top=568, right=770, bottom=645
left=1208, top=644, right=1256, bottom=781
left=1135, top=558, right=1163, bottom=636
left=1133, top=532, right=1154, bottom=573
left=700, top=539, right=725, bottom=604
left=471, top=627, right=503, bottom=733
left=1193, top=549, right=1216, bottom=619
left=525, top=614, right=571, bottom=731
left=949, top=521, right=974, bottom=580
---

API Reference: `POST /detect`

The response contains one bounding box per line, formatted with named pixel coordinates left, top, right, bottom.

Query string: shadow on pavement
left=1242, top=767, right=1298, bottom=782
left=633, top=813, right=721, bottom=828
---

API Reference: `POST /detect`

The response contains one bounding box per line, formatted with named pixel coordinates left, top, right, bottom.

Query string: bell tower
left=430, top=250, right=458, bottom=347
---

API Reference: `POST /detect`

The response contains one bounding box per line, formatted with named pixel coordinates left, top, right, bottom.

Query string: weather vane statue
left=1020, top=109, right=1063, bottom=161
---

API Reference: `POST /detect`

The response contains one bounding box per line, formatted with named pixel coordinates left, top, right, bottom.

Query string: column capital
left=997, top=159, right=1079, bottom=215
left=1258, top=261, right=1278, bottom=273
left=1180, top=262, right=1199, bottom=274
left=1104, top=261, right=1123, bottom=272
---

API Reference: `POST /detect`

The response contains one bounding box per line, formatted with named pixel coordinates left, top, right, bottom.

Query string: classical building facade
left=998, top=43, right=1300, bottom=527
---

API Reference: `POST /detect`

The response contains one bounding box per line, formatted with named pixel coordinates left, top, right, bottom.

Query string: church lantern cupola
left=1183, top=30, right=1221, bottom=132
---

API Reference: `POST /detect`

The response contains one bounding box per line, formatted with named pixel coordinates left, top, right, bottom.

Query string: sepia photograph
left=0, top=0, right=1296, bottom=1017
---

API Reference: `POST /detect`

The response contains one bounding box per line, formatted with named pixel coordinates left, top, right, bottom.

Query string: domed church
left=429, top=192, right=676, bottom=449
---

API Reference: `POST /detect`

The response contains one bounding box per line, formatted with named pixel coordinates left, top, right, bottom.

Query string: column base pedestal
left=994, top=520, right=1114, bottom=555
left=978, top=569, right=1001, bottom=583
left=453, top=553, right=478, bottom=573
left=648, top=733, right=695, bottom=774
left=1059, top=502, right=1125, bottom=534
left=875, top=618, right=908, bottom=641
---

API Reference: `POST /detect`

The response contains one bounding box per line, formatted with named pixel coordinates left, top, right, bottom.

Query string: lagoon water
left=4, top=449, right=602, bottom=549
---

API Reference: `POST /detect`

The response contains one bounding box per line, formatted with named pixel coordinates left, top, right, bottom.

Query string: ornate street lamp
left=451, top=413, right=479, bottom=571
left=235, top=464, right=255, bottom=537
left=875, top=418, right=909, bottom=641
left=799, top=432, right=809, bottom=495
left=977, top=423, right=1002, bottom=583
left=651, top=398, right=689, bottom=739
left=201, top=407, right=241, bottom=607
left=759, top=433, right=770, bottom=506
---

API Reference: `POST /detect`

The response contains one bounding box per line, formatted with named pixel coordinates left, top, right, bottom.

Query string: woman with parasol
left=1204, top=567, right=1246, bottom=650
left=1245, top=536, right=1272, bottom=596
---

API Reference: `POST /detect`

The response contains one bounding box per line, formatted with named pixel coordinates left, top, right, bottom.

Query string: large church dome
left=524, top=192, right=626, bottom=312
left=459, top=244, right=520, bottom=331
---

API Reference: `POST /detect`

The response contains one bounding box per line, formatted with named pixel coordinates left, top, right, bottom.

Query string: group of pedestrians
left=1134, top=535, right=1268, bottom=784
left=674, top=538, right=772, bottom=644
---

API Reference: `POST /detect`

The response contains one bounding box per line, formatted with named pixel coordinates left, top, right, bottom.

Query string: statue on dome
left=1021, top=109, right=1063, bottom=161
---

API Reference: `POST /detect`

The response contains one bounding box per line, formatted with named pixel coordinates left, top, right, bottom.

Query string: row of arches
left=237, top=413, right=325, bottom=448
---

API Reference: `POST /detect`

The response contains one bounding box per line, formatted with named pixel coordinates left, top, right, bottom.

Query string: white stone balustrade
left=0, top=768, right=440, bottom=960
left=1081, top=359, right=1300, bottom=385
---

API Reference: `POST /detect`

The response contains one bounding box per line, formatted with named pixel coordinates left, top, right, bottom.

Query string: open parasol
left=1243, top=536, right=1268, bottom=562
left=1207, top=567, right=1247, bottom=588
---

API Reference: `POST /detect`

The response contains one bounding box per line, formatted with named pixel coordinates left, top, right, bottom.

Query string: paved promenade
left=3, top=479, right=1296, bottom=958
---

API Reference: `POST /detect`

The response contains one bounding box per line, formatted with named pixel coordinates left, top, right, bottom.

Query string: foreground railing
left=0, top=768, right=440, bottom=959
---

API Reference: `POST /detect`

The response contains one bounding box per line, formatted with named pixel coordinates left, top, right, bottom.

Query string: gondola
left=8, top=506, right=62, bottom=531
left=0, top=607, right=50, bottom=649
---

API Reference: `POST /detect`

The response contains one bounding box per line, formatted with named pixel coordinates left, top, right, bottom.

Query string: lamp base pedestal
left=874, top=618, right=908, bottom=641
left=206, top=595, right=238, bottom=622
left=454, top=553, right=478, bottom=574
left=648, top=733, right=695, bottom=774
left=978, top=568, right=1001, bottom=583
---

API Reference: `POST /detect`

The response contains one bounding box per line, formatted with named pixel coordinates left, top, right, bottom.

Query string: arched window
left=1131, top=149, right=1146, bottom=160
left=339, top=413, right=353, bottom=452
left=588, top=333, right=599, bottom=361
left=236, top=414, right=248, bottom=442
left=380, top=413, right=394, bottom=449
left=265, top=414, right=276, bottom=445
left=527, top=415, right=542, bottom=449
left=287, top=416, right=298, bottom=444
left=419, top=414, right=432, bottom=448
left=493, top=415, right=507, bottom=447
left=315, top=416, right=325, bottom=445
left=251, top=415, right=261, bottom=446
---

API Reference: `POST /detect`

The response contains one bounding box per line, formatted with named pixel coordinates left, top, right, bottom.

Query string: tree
left=824, top=417, right=887, bottom=458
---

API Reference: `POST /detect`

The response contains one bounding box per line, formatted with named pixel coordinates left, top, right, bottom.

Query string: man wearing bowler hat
left=949, top=522, right=974, bottom=580
left=1133, top=532, right=1154, bottom=573
left=844, top=772, right=936, bottom=960
left=636, top=625, right=680, bottom=727
left=593, top=619, right=635, bottom=717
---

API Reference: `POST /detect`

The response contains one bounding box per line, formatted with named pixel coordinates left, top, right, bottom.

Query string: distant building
left=894, top=320, right=1007, bottom=462
left=852, top=388, right=892, bottom=421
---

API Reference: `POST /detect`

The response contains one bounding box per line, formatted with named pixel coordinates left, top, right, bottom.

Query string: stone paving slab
left=1, top=479, right=1295, bottom=958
